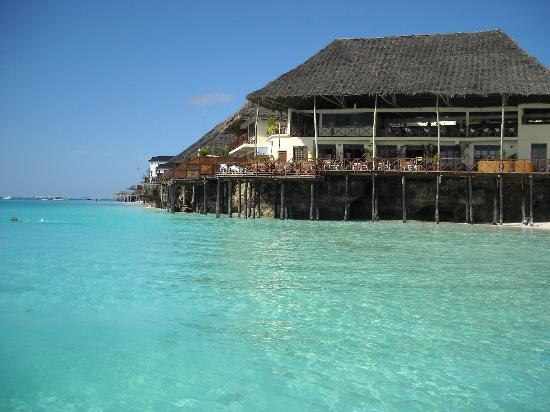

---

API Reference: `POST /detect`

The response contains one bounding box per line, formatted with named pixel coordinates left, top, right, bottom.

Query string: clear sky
left=1, top=0, right=549, bottom=198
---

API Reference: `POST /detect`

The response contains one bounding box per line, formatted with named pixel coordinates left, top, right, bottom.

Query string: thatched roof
left=247, top=30, right=550, bottom=110
left=169, top=121, right=235, bottom=165
left=222, top=102, right=287, bottom=132
left=169, top=102, right=287, bottom=165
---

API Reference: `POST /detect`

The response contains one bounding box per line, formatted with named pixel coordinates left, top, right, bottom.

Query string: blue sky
left=1, top=0, right=549, bottom=198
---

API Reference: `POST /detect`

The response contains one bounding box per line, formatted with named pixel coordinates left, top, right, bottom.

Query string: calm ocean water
left=0, top=199, right=549, bottom=411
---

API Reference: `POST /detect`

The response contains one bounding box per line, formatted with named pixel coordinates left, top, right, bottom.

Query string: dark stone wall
left=167, top=176, right=550, bottom=223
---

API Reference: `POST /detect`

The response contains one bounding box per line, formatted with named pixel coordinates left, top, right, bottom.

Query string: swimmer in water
left=10, top=216, right=18, bottom=222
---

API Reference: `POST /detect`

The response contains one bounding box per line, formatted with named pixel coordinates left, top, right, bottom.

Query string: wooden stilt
left=238, top=180, right=242, bottom=218
left=435, top=175, right=440, bottom=224
left=182, top=185, right=186, bottom=209
left=256, top=181, right=261, bottom=218
left=344, top=174, right=350, bottom=221
left=499, top=175, right=503, bottom=225
left=402, top=175, right=407, bottom=223
left=228, top=180, right=233, bottom=218
left=529, top=175, right=534, bottom=225
left=273, top=182, right=278, bottom=219
left=521, top=178, right=526, bottom=222
left=252, top=181, right=256, bottom=219
left=493, top=178, right=498, bottom=225
left=468, top=176, right=473, bottom=224
left=280, top=181, right=285, bottom=220
left=215, top=178, right=220, bottom=218
left=465, top=177, right=469, bottom=223
left=244, top=181, right=248, bottom=220
left=309, top=181, right=314, bottom=221
left=202, top=180, right=207, bottom=215
left=371, top=173, right=376, bottom=222
left=315, top=181, right=320, bottom=221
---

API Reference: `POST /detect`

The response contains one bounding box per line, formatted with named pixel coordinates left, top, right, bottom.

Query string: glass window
left=318, top=144, right=336, bottom=159
left=522, top=109, right=550, bottom=124
left=377, top=145, right=397, bottom=158
left=293, top=146, right=308, bottom=161
left=474, top=145, right=500, bottom=161
left=323, top=112, right=373, bottom=128
left=343, top=144, right=364, bottom=159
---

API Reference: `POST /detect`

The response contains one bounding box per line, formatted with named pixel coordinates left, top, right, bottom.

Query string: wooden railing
left=153, top=156, right=550, bottom=183
left=229, top=133, right=255, bottom=151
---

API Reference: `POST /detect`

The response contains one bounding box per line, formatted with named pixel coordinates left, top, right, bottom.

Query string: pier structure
left=144, top=30, right=550, bottom=223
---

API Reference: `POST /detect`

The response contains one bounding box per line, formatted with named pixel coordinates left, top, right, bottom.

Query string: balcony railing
left=229, top=133, right=256, bottom=152
left=289, top=125, right=519, bottom=138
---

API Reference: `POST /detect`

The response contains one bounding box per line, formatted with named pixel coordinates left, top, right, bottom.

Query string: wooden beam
left=529, top=175, right=534, bottom=225
left=280, top=181, right=285, bottom=220
left=493, top=178, right=498, bottom=225
left=313, top=96, right=318, bottom=158
left=310, top=181, right=315, bottom=221
left=215, top=178, right=221, bottom=218
left=436, top=95, right=441, bottom=171
left=228, top=180, right=233, bottom=218
left=499, top=175, right=503, bottom=225
left=370, top=173, right=376, bottom=222
left=435, top=175, right=441, bottom=225
left=256, top=181, right=261, bottom=218
left=315, top=181, right=320, bottom=221
left=402, top=175, right=407, bottom=223
left=238, top=180, right=242, bottom=218
left=468, top=176, right=473, bottom=224
left=273, top=182, right=278, bottom=219
left=182, top=185, right=186, bottom=209
left=465, top=177, right=469, bottom=223
left=244, top=181, right=248, bottom=219
left=344, top=174, right=350, bottom=221
left=521, top=178, right=526, bottom=222
left=202, top=180, right=207, bottom=215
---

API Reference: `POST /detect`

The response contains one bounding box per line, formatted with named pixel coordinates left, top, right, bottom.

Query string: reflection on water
left=1, top=200, right=549, bottom=410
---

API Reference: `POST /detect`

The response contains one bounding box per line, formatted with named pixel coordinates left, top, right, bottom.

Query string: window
left=293, top=146, right=308, bottom=161
left=474, top=145, right=500, bottom=161
left=469, top=112, right=518, bottom=137
left=343, top=144, right=364, bottom=159
left=377, top=145, right=397, bottom=158
left=322, top=112, right=373, bottom=128
left=318, top=144, right=336, bottom=159
left=522, top=109, right=550, bottom=124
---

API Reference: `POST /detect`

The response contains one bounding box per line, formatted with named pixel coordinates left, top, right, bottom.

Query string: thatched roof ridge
left=169, top=103, right=287, bottom=165
left=169, top=121, right=235, bottom=165
left=247, top=30, right=550, bottom=109
left=221, top=102, right=287, bottom=132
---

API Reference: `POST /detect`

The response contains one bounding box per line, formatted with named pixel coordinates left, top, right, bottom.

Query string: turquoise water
left=1, top=200, right=549, bottom=411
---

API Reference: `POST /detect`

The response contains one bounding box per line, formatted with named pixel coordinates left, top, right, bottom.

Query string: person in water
left=10, top=216, right=18, bottom=222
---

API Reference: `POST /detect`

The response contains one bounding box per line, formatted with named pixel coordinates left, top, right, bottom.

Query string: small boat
left=2, top=196, right=12, bottom=200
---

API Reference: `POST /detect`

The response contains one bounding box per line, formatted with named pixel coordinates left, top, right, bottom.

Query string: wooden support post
left=252, top=181, right=256, bottom=219
left=493, top=178, right=499, bottom=225
left=344, top=174, right=350, bottom=221
left=465, top=177, right=470, bottom=223
left=315, top=181, right=320, bottom=221
left=468, top=176, right=473, bottom=224
left=228, top=180, right=233, bottom=218
left=215, top=178, right=221, bottom=218
left=402, top=175, right=407, bottom=223
left=202, top=180, right=207, bottom=215
left=521, top=178, right=526, bottom=222
left=238, top=180, right=242, bottom=218
left=182, top=185, right=186, bottom=209
left=371, top=173, right=376, bottom=222
left=273, top=182, right=278, bottom=219
left=244, top=181, right=248, bottom=220
left=193, top=186, right=198, bottom=213
left=529, top=175, right=534, bottom=225
left=309, top=181, right=315, bottom=221
left=257, top=181, right=261, bottom=218
left=499, top=174, right=503, bottom=225
left=435, top=175, right=440, bottom=224
left=280, top=181, right=285, bottom=220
